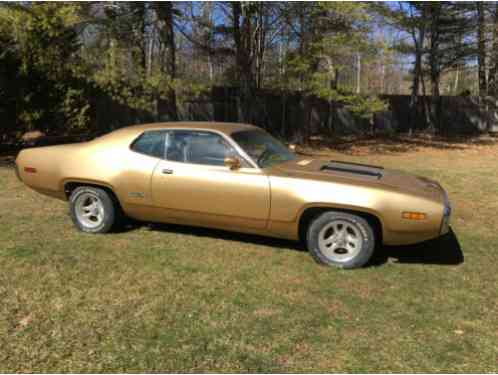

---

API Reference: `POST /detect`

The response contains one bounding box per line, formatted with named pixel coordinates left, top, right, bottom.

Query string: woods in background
left=2, top=1, right=498, bottom=143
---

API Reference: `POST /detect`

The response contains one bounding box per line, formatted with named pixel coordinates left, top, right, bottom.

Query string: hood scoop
left=320, top=160, right=383, bottom=179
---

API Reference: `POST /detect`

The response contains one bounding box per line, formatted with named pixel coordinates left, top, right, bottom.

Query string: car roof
left=108, top=121, right=260, bottom=139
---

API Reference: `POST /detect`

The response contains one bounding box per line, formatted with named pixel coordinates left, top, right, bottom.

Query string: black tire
left=69, top=186, right=120, bottom=233
left=306, top=211, right=375, bottom=269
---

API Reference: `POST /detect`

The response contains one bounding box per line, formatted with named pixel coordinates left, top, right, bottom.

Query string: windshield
left=231, top=130, right=296, bottom=168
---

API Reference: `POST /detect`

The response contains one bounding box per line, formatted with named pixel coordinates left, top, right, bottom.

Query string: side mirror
left=288, top=144, right=296, bottom=152
left=224, top=157, right=241, bottom=170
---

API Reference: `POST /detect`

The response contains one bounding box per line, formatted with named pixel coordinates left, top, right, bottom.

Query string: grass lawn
left=1, top=138, right=497, bottom=372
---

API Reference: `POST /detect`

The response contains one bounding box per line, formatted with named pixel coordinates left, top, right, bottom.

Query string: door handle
left=162, top=168, right=174, bottom=175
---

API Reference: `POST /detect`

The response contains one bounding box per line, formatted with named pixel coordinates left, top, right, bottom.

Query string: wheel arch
left=297, top=205, right=384, bottom=244
left=63, top=179, right=120, bottom=206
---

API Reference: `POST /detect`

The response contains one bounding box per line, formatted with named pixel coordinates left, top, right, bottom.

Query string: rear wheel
left=307, top=211, right=375, bottom=269
left=69, top=186, right=119, bottom=233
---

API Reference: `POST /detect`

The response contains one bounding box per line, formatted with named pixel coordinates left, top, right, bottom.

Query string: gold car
left=15, top=122, right=451, bottom=268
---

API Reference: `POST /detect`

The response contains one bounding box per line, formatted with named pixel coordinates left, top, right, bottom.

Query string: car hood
left=268, top=157, right=445, bottom=202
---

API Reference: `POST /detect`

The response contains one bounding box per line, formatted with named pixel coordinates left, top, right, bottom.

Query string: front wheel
left=69, top=186, right=119, bottom=233
left=307, top=211, right=375, bottom=269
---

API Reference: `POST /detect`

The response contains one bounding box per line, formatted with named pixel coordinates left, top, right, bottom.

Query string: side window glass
left=165, top=130, right=190, bottom=162
left=165, top=131, right=238, bottom=166
left=130, top=131, right=165, bottom=158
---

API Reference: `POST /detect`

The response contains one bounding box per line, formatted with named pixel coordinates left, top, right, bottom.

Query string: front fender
left=268, top=175, right=443, bottom=244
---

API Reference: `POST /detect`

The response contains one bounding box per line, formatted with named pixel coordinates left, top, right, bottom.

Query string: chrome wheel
left=318, top=219, right=363, bottom=263
left=74, top=192, right=105, bottom=229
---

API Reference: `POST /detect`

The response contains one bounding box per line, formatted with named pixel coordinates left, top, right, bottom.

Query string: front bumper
left=14, top=162, right=21, bottom=182
left=440, top=189, right=451, bottom=235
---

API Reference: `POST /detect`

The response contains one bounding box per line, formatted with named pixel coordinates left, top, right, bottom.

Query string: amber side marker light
left=24, top=167, right=37, bottom=173
left=402, top=212, right=427, bottom=220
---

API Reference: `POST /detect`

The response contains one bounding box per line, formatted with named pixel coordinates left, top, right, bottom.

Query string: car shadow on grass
left=121, top=221, right=463, bottom=267
left=370, top=227, right=464, bottom=266
left=122, top=221, right=305, bottom=252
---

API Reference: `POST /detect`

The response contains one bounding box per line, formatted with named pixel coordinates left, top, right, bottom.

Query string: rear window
left=130, top=131, right=166, bottom=159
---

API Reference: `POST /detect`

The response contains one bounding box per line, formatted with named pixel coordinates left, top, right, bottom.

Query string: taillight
left=24, top=167, right=37, bottom=173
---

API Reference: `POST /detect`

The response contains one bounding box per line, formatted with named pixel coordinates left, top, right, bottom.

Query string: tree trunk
left=488, top=4, right=498, bottom=132
left=255, top=2, right=266, bottom=90
left=409, top=26, right=424, bottom=135
left=477, top=2, right=489, bottom=133
left=135, top=3, right=147, bottom=74
left=232, top=2, right=243, bottom=121
left=489, top=4, right=498, bottom=97
left=409, top=56, right=420, bottom=135
left=428, top=4, right=441, bottom=133
left=154, top=2, right=178, bottom=121
left=356, top=53, right=361, bottom=94
left=477, top=3, right=488, bottom=99
left=231, top=2, right=255, bottom=123
left=407, top=2, right=426, bottom=136
left=420, top=71, right=432, bottom=131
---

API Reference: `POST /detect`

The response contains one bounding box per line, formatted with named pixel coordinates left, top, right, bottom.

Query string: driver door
left=151, top=130, right=270, bottom=230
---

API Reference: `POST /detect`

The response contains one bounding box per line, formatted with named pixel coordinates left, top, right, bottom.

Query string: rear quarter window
left=130, top=131, right=165, bottom=159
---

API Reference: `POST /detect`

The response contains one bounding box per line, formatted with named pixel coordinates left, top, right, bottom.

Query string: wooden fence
left=2, top=87, right=495, bottom=143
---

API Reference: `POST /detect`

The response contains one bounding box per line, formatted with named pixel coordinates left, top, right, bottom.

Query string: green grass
left=1, top=144, right=498, bottom=372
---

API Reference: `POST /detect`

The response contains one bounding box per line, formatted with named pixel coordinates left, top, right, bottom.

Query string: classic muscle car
left=15, top=122, right=451, bottom=268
